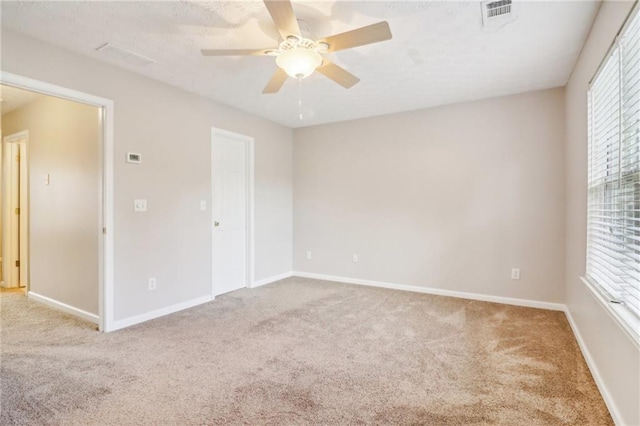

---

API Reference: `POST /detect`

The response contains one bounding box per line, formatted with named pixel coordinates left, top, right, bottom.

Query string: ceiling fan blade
left=319, top=21, right=392, bottom=52
left=263, top=0, right=301, bottom=40
left=201, top=49, right=270, bottom=56
left=317, top=60, right=360, bottom=89
left=263, top=68, right=288, bottom=94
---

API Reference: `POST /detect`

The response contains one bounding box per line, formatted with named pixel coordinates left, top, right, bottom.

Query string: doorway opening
left=0, top=84, right=101, bottom=320
left=1, top=131, right=29, bottom=292
left=0, top=73, right=114, bottom=331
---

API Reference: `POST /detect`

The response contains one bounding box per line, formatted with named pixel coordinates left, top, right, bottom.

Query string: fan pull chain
left=298, top=76, right=303, bottom=121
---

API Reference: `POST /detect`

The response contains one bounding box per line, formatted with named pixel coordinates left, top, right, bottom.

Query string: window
left=587, top=5, right=640, bottom=331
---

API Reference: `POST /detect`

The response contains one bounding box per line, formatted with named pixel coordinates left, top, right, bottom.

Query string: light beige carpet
left=1, top=277, right=612, bottom=425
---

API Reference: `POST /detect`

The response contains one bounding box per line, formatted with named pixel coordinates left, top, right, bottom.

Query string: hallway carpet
left=1, top=278, right=612, bottom=425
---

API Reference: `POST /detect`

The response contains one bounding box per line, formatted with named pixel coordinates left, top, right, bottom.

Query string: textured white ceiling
left=0, top=84, right=44, bottom=115
left=1, top=1, right=600, bottom=128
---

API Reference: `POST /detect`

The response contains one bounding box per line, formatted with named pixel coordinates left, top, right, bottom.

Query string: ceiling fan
left=201, top=0, right=393, bottom=94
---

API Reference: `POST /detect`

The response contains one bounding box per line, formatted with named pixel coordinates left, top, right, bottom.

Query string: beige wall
left=564, top=1, right=640, bottom=424
left=294, top=88, right=566, bottom=303
left=2, top=30, right=293, bottom=322
left=2, top=96, right=100, bottom=313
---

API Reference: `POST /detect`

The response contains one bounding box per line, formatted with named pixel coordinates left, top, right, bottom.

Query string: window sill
left=580, top=276, right=640, bottom=351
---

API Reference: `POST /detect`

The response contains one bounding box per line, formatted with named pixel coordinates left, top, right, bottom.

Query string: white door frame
left=0, top=71, right=115, bottom=332
left=210, top=127, right=255, bottom=297
left=2, top=131, right=29, bottom=289
left=0, top=140, right=2, bottom=284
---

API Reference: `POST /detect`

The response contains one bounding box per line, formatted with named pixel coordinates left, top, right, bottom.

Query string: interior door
left=3, top=142, right=21, bottom=287
left=212, top=131, right=248, bottom=296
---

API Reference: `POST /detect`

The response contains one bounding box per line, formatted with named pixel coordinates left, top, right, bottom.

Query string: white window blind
left=587, top=6, right=640, bottom=322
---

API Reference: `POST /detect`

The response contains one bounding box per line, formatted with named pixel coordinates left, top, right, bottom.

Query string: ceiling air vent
left=481, top=0, right=515, bottom=26
left=95, top=43, right=155, bottom=67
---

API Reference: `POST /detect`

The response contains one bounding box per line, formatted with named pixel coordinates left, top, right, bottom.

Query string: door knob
left=214, top=221, right=220, bottom=227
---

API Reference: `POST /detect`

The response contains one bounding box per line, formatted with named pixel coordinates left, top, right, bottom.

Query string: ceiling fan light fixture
left=276, top=47, right=322, bottom=79
left=201, top=0, right=392, bottom=94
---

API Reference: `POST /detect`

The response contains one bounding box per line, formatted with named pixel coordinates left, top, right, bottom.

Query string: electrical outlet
left=511, top=268, right=520, bottom=280
left=148, top=277, right=157, bottom=290
left=306, top=250, right=312, bottom=260
left=352, top=254, right=358, bottom=263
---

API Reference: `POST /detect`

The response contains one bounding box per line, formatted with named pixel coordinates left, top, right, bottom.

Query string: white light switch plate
left=200, top=200, right=207, bottom=211
left=134, top=199, right=147, bottom=212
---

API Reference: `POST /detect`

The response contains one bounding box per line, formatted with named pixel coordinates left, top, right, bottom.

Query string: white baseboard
left=292, top=271, right=566, bottom=311
left=252, top=271, right=293, bottom=288
left=108, top=271, right=296, bottom=331
left=292, top=272, right=624, bottom=420
left=28, top=291, right=99, bottom=324
left=109, top=294, right=214, bottom=332
left=564, top=308, right=623, bottom=425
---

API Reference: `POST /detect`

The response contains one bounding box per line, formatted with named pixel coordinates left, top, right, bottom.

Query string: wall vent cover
left=96, top=43, right=155, bottom=67
left=481, top=0, right=514, bottom=26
